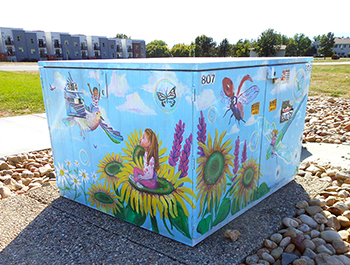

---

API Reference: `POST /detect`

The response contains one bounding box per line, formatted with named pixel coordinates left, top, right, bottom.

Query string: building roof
left=335, top=37, right=350, bottom=44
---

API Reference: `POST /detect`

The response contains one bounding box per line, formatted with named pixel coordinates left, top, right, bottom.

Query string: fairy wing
left=275, top=142, right=293, bottom=163
left=257, top=117, right=276, bottom=142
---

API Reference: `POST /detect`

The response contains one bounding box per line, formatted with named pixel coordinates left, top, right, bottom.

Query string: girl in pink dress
left=130, top=129, right=159, bottom=189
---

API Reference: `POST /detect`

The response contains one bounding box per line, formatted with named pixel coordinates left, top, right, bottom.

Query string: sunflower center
left=242, top=167, right=255, bottom=187
left=203, top=151, right=225, bottom=186
left=104, top=161, right=123, bottom=177
left=94, top=192, right=114, bottom=204
left=129, top=178, right=174, bottom=195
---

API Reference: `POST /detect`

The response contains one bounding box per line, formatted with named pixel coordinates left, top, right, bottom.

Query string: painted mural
left=39, top=58, right=312, bottom=246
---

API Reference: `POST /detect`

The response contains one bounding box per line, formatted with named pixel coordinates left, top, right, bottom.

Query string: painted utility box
left=39, top=57, right=313, bottom=246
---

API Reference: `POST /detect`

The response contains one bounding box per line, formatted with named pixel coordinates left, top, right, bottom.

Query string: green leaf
left=168, top=201, right=192, bottom=239
left=212, top=198, right=231, bottom=227
left=123, top=204, right=147, bottom=226
left=162, top=218, right=174, bottom=237
left=197, top=214, right=211, bottom=235
left=150, top=215, right=159, bottom=233
left=231, top=198, right=241, bottom=215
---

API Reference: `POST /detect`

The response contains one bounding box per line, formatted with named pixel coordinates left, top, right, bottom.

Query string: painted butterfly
left=157, top=86, right=176, bottom=107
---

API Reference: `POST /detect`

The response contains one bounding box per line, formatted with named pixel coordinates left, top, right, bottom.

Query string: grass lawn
left=0, top=71, right=44, bottom=117
left=0, top=61, right=349, bottom=117
left=309, top=64, right=350, bottom=98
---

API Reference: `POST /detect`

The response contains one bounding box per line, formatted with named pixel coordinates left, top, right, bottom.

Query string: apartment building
left=0, top=27, right=146, bottom=61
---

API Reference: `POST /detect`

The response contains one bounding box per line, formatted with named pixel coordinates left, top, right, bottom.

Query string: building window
left=31, top=49, right=36, bottom=54
left=17, top=36, right=21, bottom=41
left=103, top=43, right=106, bottom=47
left=18, top=47, right=24, bottom=52
left=103, top=52, right=107, bottom=56
left=112, top=53, right=115, bottom=57
left=111, top=44, right=114, bottom=49
left=74, top=42, right=78, bottom=47
left=31, top=39, right=34, bottom=44
left=65, top=40, right=69, bottom=45
left=75, top=51, right=79, bottom=57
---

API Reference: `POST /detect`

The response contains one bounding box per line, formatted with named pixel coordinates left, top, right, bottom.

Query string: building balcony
left=54, top=43, right=62, bottom=48
left=127, top=48, right=133, bottom=52
left=5, top=40, right=14, bottom=45
left=7, top=51, right=16, bottom=56
left=81, top=44, right=87, bottom=50
left=93, top=45, right=100, bottom=50
left=38, top=43, right=46, bottom=48
left=55, top=53, right=63, bottom=58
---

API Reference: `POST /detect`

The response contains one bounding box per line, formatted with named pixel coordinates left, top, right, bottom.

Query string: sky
left=1, top=0, right=350, bottom=48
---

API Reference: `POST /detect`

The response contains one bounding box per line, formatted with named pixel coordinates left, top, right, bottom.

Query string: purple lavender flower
left=178, top=134, right=193, bottom=180
left=233, top=136, right=240, bottom=175
left=169, top=120, right=185, bottom=167
left=197, top=111, right=207, bottom=156
left=241, top=140, right=247, bottom=164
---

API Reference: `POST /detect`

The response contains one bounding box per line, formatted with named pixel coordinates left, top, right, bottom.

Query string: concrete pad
left=0, top=114, right=51, bottom=157
left=301, top=142, right=350, bottom=168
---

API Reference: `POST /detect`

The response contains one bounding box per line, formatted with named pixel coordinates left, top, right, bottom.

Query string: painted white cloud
left=51, top=71, right=66, bottom=90
left=245, top=116, right=257, bottom=126
left=116, top=92, right=157, bottom=115
left=195, top=89, right=217, bottom=111
left=88, top=71, right=102, bottom=84
left=108, top=72, right=130, bottom=97
left=228, top=124, right=240, bottom=135
left=141, top=71, right=190, bottom=97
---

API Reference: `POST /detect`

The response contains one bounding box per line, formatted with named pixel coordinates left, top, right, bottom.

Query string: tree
left=254, top=29, right=280, bottom=57
left=194, top=35, right=217, bottom=57
left=217, top=38, right=232, bottom=57
left=171, top=44, right=190, bottom=57
left=116, top=33, right=130, bottom=39
left=285, top=39, right=298, bottom=56
left=146, top=40, right=171, bottom=57
left=293, top=33, right=312, bottom=56
left=233, top=39, right=252, bottom=57
left=319, top=32, right=335, bottom=57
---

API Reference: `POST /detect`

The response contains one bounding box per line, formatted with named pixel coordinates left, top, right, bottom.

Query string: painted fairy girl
left=129, top=128, right=160, bottom=189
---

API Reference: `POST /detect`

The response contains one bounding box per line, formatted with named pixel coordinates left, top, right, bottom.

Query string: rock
left=0, top=186, right=11, bottom=199
left=291, top=235, right=306, bottom=253
left=316, top=244, right=333, bottom=255
left=309, top=198, right=326, bottom=207
left=336, top=171, right=350, bottom=181
left=281, top=253, right=298, bottom=265
left=264, top=238, right=277, bottom=249
left=298, top=214, right=318, bottom=229
left=313, top=213, right=328, bottom=224
left=292, top=258, right=307, bottom=265
left=303, top=248, right=317, bottom=259
left=224, top=230, right=240, bottom=241
left=285, top=243, right=295, bottom=253
left=338, top=230, right=349, bottom=241
left=270, top=233, right=283, bottom=244
left=296, top=200, right=309, bottom=209
left=283, top=217, right=299, bottom=228
left=302, top=239, right=316, bottom=250
left=343, top=210, right=350, bottom=219
left=280, top=236, right=291, bottom=247
left=332, top=240, right=349, bottom=254
left=305, top=206, right=322, bottom=216
left=22, top=170, right=34, bottom=178
left=338, top=216, right=350, bottom=227
left=325, top=196, right=337, bottom=206
left=339, top=190, right=350, bottom=198
left=261, top=252, right=275, bottom=264
left=335, top=255, right=350, bottom=265
left=320, top=230, right=342, bottom=243
left=38, top=163, right=53, bottom=176
left=327, top=215, right=341, bottom=230
left=310, top=230, right=320, bottom=239
left=0, top=161, right=9, bottom=170
left=245, top=254, right=259, bottom=265
left=270, top=246, right=283, bottom=260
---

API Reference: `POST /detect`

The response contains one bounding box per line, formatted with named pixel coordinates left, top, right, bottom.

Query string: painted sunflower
left=87, top=182, right=122, bottom=214
left=116, top=161, right=196, bottom=219
left=97, top=152, right=124, bottom=185
left=196, top=129, right=234, bottom=217
left=230, top=156, right=262, bottom=207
